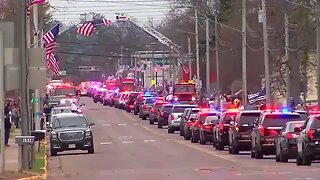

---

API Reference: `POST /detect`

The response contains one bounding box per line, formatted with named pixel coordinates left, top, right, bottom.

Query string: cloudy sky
left=49, top=0, right=171, bottom=26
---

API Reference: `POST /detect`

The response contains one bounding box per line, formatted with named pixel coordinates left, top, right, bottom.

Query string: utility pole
left=261, top=0, right=271, bottom=105
left=316, top=1, right=320, bottom=105
left=187, top=37, right=192, bottom=80
left=195, top=8, right=200, bottom=81
left=285, top=13, right=290, bottom=105
left=33, top=1, right=41, bottom=131
left=120, top=45, right=123, bottom=67
left=0, top=31, right=4, bottom=174
left=134, top=54, right=137, bottom=81
left=215, top=15, right=220, bottom=109
left=21, top=0, right=31, bottom=170
left=242, top=0, right=248, bottom=106
left=206, top=17, right=210, bottom=93
left=162, top=47, right=165, bottom=90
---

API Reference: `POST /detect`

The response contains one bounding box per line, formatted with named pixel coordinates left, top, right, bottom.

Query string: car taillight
left=286, top=133, right=294, bottom=139
left=170, top=116, right=174, bottom=121
left=203, top=125, right=212, bottom=130
left=308, top=129, right=316, bottom=139
left=160, top=112, right=164, bottom=116
left=258, top=126, right=265, bottom=136
left=268, top=129, right=278, bottom=136
left=186, top=121, right=194, bottom=127
left=219, top=123, right=224, bottom=133
left=143, top=105, right=147, bottom=109
left=151, top=108, right=155, bottom=113
left=235, top=125, right=240, bottom=132
left=195, top=121, right=202, bottom=128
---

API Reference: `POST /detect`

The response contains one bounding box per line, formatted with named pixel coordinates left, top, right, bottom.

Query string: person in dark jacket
left=4, top=103, right=12, bottom=146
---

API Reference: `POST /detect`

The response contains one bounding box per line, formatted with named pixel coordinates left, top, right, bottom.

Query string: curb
left=18, top=140, right=48, bottom=180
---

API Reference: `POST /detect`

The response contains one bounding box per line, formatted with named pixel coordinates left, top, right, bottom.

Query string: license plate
left=241, top=135, right=251, bottom=138
left=68, top=144, right=76, bottom=149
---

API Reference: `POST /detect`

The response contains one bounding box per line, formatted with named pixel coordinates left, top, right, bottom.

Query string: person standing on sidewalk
left=4, top=103, right=12, bottom=146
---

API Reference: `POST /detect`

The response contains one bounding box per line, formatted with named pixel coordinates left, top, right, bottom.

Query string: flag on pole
left=45, top=42, right=55, bottom=56
left=27, top=0, right=46, bottom=16
left=43, top=23, right=60, bottom=45
left=47, top=54, right=60, bottom=75
left=102, top=18, right=112, bottom=26
left=179, top=61, right=189, bottom=74
left=77, top=22, right=95, bottom=36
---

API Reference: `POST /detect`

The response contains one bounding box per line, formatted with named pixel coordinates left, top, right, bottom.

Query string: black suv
left=157, top=104, right=173, bottom=128
left=49, top=113, right=95, bottom=156
left=296, top=115, right=320, bottom=166
left=275, top=121, right=305, bottom=162
left=229, top=110, right=262, bottom=154
left=251, top=112, right=301, bottom=159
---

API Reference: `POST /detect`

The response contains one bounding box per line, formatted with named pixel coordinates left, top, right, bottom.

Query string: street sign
left=31, top=97, right=40, bottom=103
left=151, top=79, right=156, bottom=86
left=59, top=71, right=66, bottom=76
left=154, top=58, right=170, bottom=65
left=15, top=136, right=35, bottom=145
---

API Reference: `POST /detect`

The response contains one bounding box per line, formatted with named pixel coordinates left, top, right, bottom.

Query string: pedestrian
left=71, top=101, right=78, bottom=113
left=4, top=111, right=12, bottom=146
left=43, top=94, right=49, bottom=106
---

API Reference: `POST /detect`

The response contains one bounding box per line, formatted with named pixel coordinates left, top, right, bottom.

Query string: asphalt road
left=47, top=97, right=320, bottom=180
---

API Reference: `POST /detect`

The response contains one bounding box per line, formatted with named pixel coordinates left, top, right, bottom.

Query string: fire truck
left=118, top=77, right=135, bottom=92
left=105, top=80, right=120, bottom=91
left=173, top=82, right=196, bottom=102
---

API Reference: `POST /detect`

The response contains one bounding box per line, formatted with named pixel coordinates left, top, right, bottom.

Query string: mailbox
left=31, top=130, right=46, bottom=141
left=15, top=136, right=35, bottom=145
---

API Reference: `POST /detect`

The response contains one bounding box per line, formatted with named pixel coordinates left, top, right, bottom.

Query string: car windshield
left=206, top=116, right=219, bottom=124
left=173, top=106, right=195, bottom=113
left=189, top=114, right=197, bottom=120
left=263, top=114, right=301, bottom=127
left=53, top=108, right=72, bottom=114
left=174, top=85, right=194, bottom=93
left=311, top=117, right=320, bottom=128
left=54, top=87, right=76, bottom=96
left=53, top=116, right=88, bottom=129
left=162, top=106, right=173, bottom=113
left=221, top=113, right=237, bottom=124
left=286, top=122, right=305, bottom=131
left=239, top=113, right=261, bottom=125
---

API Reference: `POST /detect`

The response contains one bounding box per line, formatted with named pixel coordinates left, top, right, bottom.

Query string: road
left=47, top=97, right=320, bottom=180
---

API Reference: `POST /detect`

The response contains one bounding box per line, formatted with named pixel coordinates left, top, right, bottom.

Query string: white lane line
left=144, top=140, right=156, bottom=143
left=102, top=124, right=111, bottom=127
left=122, top=141, right=134, bottom=144
left=118, top=123, right=127, bottom=126
left=100, top=142, right=112, bottom=145
left=118, top=136, right=132, bottom=140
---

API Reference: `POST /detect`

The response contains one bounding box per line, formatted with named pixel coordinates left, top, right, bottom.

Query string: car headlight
left=60, top=99, right=66, bottom=104
left=85, top=129, right=91, bottom=137
left=51, top=132, right=57, bottom=139
left=192, top=97, right=196, bottom=101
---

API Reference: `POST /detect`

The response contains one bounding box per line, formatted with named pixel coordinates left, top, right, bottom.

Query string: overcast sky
left=50, top=0, right=171, bottom=26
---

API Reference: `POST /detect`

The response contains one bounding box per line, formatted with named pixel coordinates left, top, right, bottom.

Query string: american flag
left=47, top=53, right=60, bottom=75
left=102, top=18, right=112, bottom=26
left=45, top=42, right=55, bottom=56
left=77, top=22, right=95, bottom=36
left=179, top=61, right=189, bottom=74
left=43, top=23, right=60, bottom=45
left=27, top=0, right=45, bottom=16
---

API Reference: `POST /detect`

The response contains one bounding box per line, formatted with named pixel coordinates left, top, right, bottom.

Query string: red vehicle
left=173, top=82, right=196, bottom=102
left=118, top=78, right=135, bottom=92
left=105, top=81, right=119, bottom=91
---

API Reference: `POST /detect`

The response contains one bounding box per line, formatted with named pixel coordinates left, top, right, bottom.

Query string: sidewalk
left=5, top=128, right=20, bottom=171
